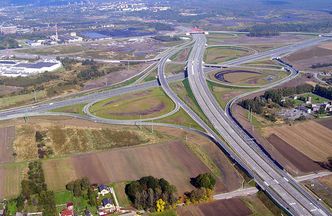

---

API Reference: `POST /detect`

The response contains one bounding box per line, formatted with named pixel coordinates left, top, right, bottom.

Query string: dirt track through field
left=0, top=126, right=15, bottom=164
left=177, top=198, right=252, bottom=216
left=264, top=121, right=332, bottom=162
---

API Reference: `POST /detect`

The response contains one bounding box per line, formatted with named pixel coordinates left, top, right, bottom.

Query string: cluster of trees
left=17, top=161, right=56, bottom=215
left=239, top=84, right=314, bottom=114
left=35, top=131, right=53, bottom=158
left=125, top=176, right=177, bottom=211
left=77, top=65, right=103, bottom=80
left=65, top=178, right=97, bottom=206
left=0, top=35, right=19, bottom=49
left=153, top=35, right=181, bottom=42
left=263, top=84, right=314, bottom=103
left=313, top=85, right=332, bottom=100
left=247, top=25, right=280, bottom=37
left=185, top=173, right=216, bottom=204
left=147, top=23, right=174, bottom=31
left=190, top=173, right=216, bottom=190
left=311, top=63, right=332, bottom=69
left=243, top=21, right=332, bottom=37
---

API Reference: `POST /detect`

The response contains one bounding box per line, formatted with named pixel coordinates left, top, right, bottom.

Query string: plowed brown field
left=263, top=121, right=332, bottom=162
left=177, top=199, right=252, bottom=216
left=43, top=141, right=215, bottom=194
left=0, top=126, right=15, bottom=164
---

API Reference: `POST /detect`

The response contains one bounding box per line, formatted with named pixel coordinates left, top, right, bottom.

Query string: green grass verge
left=204, top=46, right=251, bottom=64
left=156, top=108, right=203, bottom=131
left=0, top=90, right=46, bottom=109
left=51, top=103, right=87, bottom=115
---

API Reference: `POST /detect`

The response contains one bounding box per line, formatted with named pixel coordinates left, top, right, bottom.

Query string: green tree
left=88, top=187, right=97, bottom=206
left=191, top=173, right=216, bottom=189
left=39, top=190, right=56, bottom=216
left=73, top=180, right=82, bottom=197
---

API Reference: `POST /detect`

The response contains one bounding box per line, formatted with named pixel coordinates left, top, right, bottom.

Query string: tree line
left=125, top=173, right=217, bottom=212
left=243, top=21, right=332, bottom=37
left=0, top=35, right=19, bottom=49
left=311, top=63, right=332, bottom=69
left=239, top=84, right=314, bottom=114
left=313, top=85, right=332, bottom=100
left=16, top=161, right=56, bottom=215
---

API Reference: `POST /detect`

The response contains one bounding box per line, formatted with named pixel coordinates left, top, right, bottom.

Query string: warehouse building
left=0, top=60, right=62, bottom=77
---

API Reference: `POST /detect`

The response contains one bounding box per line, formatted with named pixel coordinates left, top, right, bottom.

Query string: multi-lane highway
left=184, top=34, right=330, bottom=216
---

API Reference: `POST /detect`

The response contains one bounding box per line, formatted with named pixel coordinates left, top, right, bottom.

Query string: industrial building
left=0, top=60, right=62, bottom=77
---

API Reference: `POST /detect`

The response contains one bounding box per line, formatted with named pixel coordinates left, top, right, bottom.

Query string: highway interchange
left=0, top=32, right=332, bottom=215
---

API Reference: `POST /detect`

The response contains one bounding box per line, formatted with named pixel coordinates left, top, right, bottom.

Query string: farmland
left=0, top=163, right=27, bottom=198
left=0, top=126, right=15, bottom=164
left=89, top=87, right=175, bottom=120
left=12, top=122, right=164, bottom=161
left=285, top=41, right=332, bottom=71
left=0, top=116, right=243, bottom=199
left=303, top=175, right=332, bottom=208
left=42, top=141, right=215, bottom=194
left=176, top=195, right=275, bottom=216
left=262, top=120, right=332, bottom=162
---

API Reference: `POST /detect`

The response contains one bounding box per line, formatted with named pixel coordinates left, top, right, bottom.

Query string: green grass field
left=89, top=87, right=175, bottom=120
left=208, top=81, right=257, bottom=109
left=204, top=46, right=251, bottom=64
left=0, top=162, right=27, bottom=199
left=208, top=67, right=288, bottom=87
left=0, top=90, right=46, bottom=109
left=51, top=103, right=87, bottom=115
left=156, top=108, right=203, bottom=131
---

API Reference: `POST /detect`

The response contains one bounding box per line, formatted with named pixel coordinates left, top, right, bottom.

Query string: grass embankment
left=170, top=79, right=213, bottom=129
left=207, top=80, right=257, bottom=109
left=0, top=90, right=46, bottom=109
left=156, top=108, right=203, bottom=131
left=89, top=87, right=175, bottom=120
left=165, top=62, right=185, bottom=76
left=51, top=103, right=87, bottom=115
